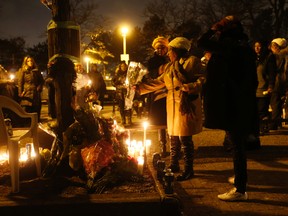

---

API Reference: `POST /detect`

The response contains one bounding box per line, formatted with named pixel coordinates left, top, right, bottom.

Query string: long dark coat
left=198, top=29, right=258, bottom=133
left=17, top=68, right=44, bottom=108
left=146, top=53, right=169, bottom=126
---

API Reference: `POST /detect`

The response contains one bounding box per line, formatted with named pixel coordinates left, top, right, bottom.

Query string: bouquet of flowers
left=125, top=62, right=148, bottom=110
left=43, top=103, right=140, bottom=193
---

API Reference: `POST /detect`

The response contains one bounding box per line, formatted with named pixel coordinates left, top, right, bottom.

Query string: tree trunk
left=47, top=0, right=80, bottom=141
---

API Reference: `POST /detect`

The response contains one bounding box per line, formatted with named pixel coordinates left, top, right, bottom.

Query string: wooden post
left=45, top=0, right=80, bottom=143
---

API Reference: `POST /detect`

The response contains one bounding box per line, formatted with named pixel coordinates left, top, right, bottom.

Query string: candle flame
left=143, top=121, right=149, bottom=129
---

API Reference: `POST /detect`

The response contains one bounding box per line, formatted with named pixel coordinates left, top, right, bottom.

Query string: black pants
left=270, top=90, right=285, bottom=128
left=229, top=130, right=248, bottom=193
left=256, top=97, right=270, bottom=120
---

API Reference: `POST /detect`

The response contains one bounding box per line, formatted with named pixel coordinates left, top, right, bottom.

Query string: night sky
left=0, top=0, right=150, bottom=47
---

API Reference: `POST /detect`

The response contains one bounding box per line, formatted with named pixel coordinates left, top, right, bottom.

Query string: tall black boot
left=168, top=136, right=181, bottom=173
left=159, top=129, right=169, bottom=158
left=120, top=111, right=126, bottom=125
left=121, top=117, right=126, bottom=125
left=119, top=105, right=126, bottom=125
left=176, top=136, right=194, bottom=181
left=127, top=109, right=132, bottom=125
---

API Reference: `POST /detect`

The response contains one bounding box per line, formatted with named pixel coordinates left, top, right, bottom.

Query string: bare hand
left=181, top=84, right=189, bottom=92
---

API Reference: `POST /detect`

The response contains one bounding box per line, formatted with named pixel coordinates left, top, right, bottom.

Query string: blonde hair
left=21, top=56, right=38, bottom=70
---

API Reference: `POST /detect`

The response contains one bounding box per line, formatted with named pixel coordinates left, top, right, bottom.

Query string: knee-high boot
left=159, top=129, right=169, bottom=158
left=168, top=136, right=181, bottom=172
left=126, top=109, right=132, bottom=125
left=119, top=105, right=126, bottom=125
left=176, top=136, right=194, bottom=181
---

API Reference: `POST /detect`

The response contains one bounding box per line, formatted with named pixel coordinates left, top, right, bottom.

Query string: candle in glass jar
left=137, top=156, right=144, bottom=175
left=145, top=139, right=151, bottom=154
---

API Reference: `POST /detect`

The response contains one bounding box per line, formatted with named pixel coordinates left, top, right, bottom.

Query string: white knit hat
left=152, top=36, right=169, bottom=49
left=272, top=38, right=287, bottom=48
left=168, top=37, right=191, bottom=51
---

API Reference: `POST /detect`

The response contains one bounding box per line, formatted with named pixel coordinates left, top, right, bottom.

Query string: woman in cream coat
left=137, top=37, right=204, bottom=181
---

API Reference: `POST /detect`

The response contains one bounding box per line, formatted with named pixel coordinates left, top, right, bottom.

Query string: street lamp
left=84, top=56, right=90, bottom=73
left=121, top=27, right=128, bottom=54
left=120, top=26, right=129, bottom=64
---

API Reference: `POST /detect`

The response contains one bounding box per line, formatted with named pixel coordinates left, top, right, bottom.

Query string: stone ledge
left=0, top=161, right=182, bottom=216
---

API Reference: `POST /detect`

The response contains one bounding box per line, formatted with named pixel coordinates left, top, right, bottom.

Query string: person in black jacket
left=112, top=61, right=130, bottom=125
left=198, top=15, right=258, bottom=201
left=254, top=40, right=277, bottom=134
left=88, top=63, right=106, bottom=108
left=146, top=36, right=170, bottom=157
left=17, top=56, right=44, bottom=120
left=269, top=38, right=288, bottom=130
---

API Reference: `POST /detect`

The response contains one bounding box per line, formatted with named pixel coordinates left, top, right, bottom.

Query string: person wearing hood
left=197, top=16, right=258, bottom=201
left=269, top=38, right=288, bottom=130
left=254, top=40, right=277, bottom=135
left=136, top=36, right=204, bottom=181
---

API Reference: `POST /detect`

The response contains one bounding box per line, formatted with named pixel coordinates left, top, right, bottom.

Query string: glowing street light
left=120, top=26, right=129, bottom=64
left=84, top=56, right=90, bottom=73
left=121, top=27, right=128, bottom=54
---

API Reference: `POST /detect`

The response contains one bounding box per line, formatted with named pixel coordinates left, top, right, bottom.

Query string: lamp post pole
left=85, top=57, right=90, bottom=73
left=120, top=27, right=129, bottom=64
left=123, top=33, right=127, bottom=55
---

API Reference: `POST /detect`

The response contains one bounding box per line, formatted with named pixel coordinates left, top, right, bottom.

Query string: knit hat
left=152, top=36, right=169, bottom=49
left=168, top=37, right=191, bottom=51
left=272, top=38, right=287, bottom=48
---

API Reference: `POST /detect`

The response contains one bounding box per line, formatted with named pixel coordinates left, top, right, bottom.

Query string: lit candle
left=127, top=139, right=136, bottom=158
left=136, top=141, right=143, bottom=158
left=19, top=147, right=27, bottom=162
left=0, top=152, right=8, bottom=165
left=143, top=121, right=148, bottom=165
left=125, top=78, right=129, bottom=86
left=9, top=74, right=15, bottom=80
left=137, top=156, right=144, bottom=175
left=87, top=79, right=92, bottom=87
left=145, top=139, right=151, bottom=154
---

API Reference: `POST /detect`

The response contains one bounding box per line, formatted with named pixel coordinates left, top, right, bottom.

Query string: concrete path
left=40, top=103, right=288, bottom=216
left=100, top=104, right=288, bottom=216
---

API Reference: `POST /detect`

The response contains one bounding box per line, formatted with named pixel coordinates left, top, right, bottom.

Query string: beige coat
left=139, top=56, right=203, bottom=136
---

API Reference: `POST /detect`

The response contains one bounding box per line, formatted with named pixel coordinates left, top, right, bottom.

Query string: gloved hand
left=211, top=15, right=236, bottom=32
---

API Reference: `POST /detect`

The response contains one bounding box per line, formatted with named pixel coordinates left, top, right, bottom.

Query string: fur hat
left=152, top=36, right=169, bottom=49
left=272, top=38, right=287, bottom=48
left=168, top=37, right=191, bottom=51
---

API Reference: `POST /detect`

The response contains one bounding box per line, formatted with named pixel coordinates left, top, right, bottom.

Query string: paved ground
left=96, top=104, right=288, bottom=216
left=38, top=103, right=288, bottom=216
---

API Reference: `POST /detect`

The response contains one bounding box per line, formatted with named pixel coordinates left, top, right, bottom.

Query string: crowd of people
left=1, top=14, right=288, bottom=203
left=134, top=15, right=288, bottom=202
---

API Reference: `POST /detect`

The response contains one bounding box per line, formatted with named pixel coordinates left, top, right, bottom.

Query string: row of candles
left=125, top=121, right=151, bottom=175
left=0, top=139, right=151, bottom=175
left=1, top=121, right=151, bottom=177
left=0, top=143, right=39, bottom=165
left=126, top=139, right=151, bottom=174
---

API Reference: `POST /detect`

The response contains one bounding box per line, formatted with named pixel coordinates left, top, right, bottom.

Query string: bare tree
left=267, top=0, right=288, bottom=36
left=70, top=0, right=105, bottom=41
left=144, top=0, right=201, bottom=32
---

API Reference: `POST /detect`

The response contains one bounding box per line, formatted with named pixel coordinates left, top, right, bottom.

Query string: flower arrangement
left=125, top=62, right=148, bottom=110
left=43, top=105, right=140, bottom=193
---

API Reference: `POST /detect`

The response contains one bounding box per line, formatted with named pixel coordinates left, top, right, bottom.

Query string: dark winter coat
left=17, top=67, right=44, bottom=107
left=88, top=70, right=106, bottom=98
left=197, top=29, right=258, bottom=133
left=256, top=52, right=277, bottom=98
left=145, top=52, right=169, bottom=125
